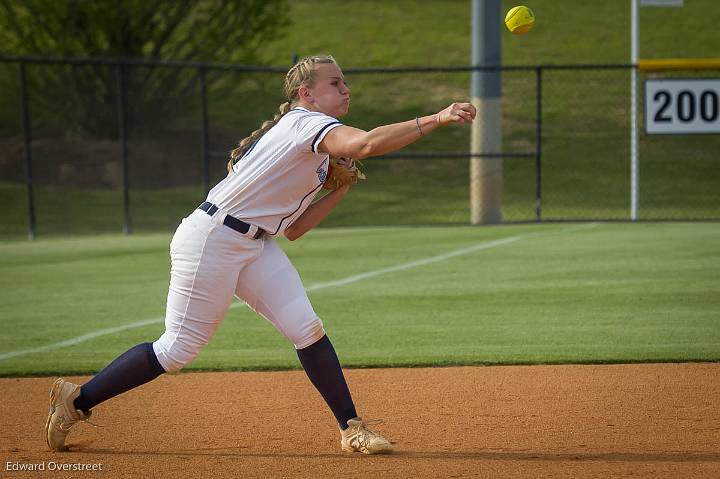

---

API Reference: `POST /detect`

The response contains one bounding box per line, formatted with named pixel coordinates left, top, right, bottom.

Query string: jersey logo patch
left=316, top=160, right=328, bottom=184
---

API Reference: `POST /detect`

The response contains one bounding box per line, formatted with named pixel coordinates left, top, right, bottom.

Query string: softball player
left=45, top=55, right=476, bottom=455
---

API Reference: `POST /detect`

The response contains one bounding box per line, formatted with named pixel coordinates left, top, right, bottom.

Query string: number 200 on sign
left=645, top=79, right=720, bottom=134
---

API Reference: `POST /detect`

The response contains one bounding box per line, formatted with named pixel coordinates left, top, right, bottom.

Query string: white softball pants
left=152, top=208, right=325, bottom=373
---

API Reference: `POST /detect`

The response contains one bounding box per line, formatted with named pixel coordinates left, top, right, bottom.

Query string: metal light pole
left=470, top=0, right=503, bottom=224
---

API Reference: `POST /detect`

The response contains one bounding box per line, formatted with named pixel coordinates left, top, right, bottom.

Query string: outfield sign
left=645, top=79, right=720, bottom=134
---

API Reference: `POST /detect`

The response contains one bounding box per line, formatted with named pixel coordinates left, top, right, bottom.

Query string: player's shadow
left=400, top=451, right=720, bottom=463
left=74, top=447, right=720, bottom=463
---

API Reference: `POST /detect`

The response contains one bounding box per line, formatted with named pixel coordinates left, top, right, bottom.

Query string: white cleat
left=340, top=417, right=393, bottom=455
left=45, top=378, right=91, bottom=451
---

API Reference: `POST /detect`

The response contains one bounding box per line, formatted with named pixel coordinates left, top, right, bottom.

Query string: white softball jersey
left=153, top=107, right=342, bottom=372
left=207, top=107, right=343, bottom=235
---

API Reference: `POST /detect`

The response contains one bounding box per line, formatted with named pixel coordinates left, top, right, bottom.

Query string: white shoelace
left=349, top=419, right=385, bottom=447
left=59, top=411, right=100, bottom=432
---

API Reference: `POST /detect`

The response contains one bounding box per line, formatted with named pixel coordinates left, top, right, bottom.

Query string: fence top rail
left=209, top=150, right=537, bottom=160
left=0, top=54, right=634, bottom=73
left=0, top=54, right=288, bottom=72
left=379, top=151, right=537, bottom=159
left=345, top=64, right=634, bottom=73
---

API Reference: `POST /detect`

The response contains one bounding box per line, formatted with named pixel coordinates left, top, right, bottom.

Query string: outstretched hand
left=437, top=102, right=477, bottom=125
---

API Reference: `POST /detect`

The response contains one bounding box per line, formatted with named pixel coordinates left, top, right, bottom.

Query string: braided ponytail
left=227, top=101, right=291, bottom=172
left=227, top=55, right=338, bottom=173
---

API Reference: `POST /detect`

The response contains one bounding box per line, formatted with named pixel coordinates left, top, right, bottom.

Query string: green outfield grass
left=0, top=222, right=718, bottom=376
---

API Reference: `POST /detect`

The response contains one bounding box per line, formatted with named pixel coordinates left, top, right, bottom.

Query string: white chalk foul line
left=0, top=224, right=598, bottom=362
left=0, top=318, right=163, bottom=361
left=305, top=235, right=522, bottom=291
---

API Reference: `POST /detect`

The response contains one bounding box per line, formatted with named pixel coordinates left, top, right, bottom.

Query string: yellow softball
left=505, top=5, right=535, bottom=35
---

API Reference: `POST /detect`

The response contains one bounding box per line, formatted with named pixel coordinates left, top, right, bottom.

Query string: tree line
left=0, top=0, right=289, bottom=138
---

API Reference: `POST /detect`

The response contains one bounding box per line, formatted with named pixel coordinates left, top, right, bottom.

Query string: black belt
left=198, top=202, right=264, bottom=239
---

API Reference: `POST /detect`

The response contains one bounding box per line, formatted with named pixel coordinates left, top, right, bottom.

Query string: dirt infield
left=2, top=363, right=719, bottom=478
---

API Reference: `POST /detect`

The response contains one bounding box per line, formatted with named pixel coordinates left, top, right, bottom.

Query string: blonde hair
left=227, top=55, right=338, bottom=172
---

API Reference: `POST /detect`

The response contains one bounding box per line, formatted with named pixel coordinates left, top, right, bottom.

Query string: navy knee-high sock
left=73, top=342, right=165, bottom=413
left=296, top=335, right=357, bottom=430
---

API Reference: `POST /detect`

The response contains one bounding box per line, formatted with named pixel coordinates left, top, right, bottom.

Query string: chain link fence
left=0, top=56, right=718, bottom=238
